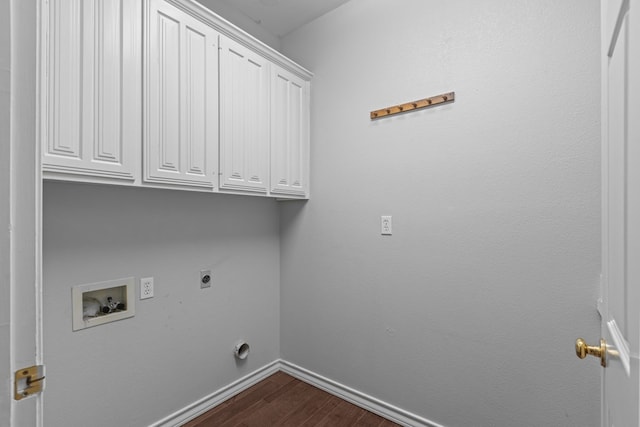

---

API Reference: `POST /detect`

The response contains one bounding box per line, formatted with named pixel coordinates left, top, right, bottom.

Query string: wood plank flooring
left=182, top=372, right=401, bottom=427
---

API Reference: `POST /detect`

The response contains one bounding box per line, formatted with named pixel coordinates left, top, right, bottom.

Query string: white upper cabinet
left=143, top=0, right=219, bottom=188
left=219, top=35, right=270, bottom=194
left=41, top=0, right=312, bottom=198
left=41, top=0, right=141, bottom=182
left=270, top=65, right=310, bottom=198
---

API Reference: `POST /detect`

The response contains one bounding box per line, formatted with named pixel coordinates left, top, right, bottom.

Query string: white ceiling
left=214, top=0, right=351, bottom=37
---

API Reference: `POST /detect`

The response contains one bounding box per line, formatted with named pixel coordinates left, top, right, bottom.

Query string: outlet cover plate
left=140, top=277, right=154, bottom=299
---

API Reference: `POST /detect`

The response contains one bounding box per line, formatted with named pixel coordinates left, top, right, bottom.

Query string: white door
left=599, top=0, right=640, bottom=426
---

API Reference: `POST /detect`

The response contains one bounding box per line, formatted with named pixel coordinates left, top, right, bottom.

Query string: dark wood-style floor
left=182, top=371, right=401, bottom=427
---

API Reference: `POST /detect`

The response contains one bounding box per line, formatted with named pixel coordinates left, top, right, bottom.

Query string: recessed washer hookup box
left=71, top=277, right=135, bottom=331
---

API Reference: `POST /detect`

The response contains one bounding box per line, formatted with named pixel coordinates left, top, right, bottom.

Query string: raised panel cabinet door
left=41, top=0, right=140, bottom=181
left=144, top=0, right=219, bottom=188
left=270, top=65, right=310, bottom=197
left=219, top=35, right=270, bottom=193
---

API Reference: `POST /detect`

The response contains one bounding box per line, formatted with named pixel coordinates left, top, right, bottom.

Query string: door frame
left=1, top=4, right=12, bottom=424
left=6, top=0, right=43, bottom=426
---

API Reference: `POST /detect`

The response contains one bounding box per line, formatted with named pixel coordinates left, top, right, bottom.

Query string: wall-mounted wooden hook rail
left=370, top=91, right=455, bottom=120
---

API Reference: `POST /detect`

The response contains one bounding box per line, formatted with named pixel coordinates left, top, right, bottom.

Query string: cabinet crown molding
left=164, top=0, right=313, bottom=81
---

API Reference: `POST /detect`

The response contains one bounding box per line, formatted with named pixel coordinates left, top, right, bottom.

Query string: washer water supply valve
left=101, top=296, right=125, bottom=314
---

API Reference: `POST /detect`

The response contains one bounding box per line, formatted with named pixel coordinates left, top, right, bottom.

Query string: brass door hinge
left=14, top=365, right=45, bottom=400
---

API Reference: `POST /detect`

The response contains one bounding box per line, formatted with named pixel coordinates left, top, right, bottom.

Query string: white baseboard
left=151, top=359, right=444, bottom=427
left=279, top=360, right=445, bottom=427
left=149, top=360, right=281, bottom=427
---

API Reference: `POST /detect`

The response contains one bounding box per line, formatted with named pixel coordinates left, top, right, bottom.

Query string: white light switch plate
left=381, top=216, right=392, bottom=235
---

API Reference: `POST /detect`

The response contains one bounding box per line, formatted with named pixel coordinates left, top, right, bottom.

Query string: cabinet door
left=144, top=0, right=219, bottom=188
left=270, top=66, right=310, bottom=197
left=219, top=36, right=270, bottom=193
left=41, top=0, right=140, bottom=181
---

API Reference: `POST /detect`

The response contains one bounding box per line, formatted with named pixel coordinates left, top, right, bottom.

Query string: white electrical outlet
left=140, top=277, right=154, bottom=299
left=381, top=216, right=392, bottom=235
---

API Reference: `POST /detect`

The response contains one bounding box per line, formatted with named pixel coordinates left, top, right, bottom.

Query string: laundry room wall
left=43, top=182, right=281, bottom=426
left=279, top=1, right=602, bottom=426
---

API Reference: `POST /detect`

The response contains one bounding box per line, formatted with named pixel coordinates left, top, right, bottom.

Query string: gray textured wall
left=280, top=1, right=602, bottom=426
left=43, top=182, right=281, bottom=426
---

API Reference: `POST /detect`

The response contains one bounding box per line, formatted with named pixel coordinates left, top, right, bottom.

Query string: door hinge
left=14, top=365, right=45, bottom=400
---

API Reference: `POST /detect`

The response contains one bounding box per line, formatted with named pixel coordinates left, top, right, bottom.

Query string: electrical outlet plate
left=140, top=277, right=154, bottom=299
left=381, top=215, right=392, bottom=235
left=200, top=270, right=212, bottom=289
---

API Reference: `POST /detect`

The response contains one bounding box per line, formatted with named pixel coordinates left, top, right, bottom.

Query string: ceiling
left=213, top=0, right=351, bottom=37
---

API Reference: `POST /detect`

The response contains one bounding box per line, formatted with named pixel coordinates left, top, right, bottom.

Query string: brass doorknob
left=575, top=338, right=607, bottom=367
